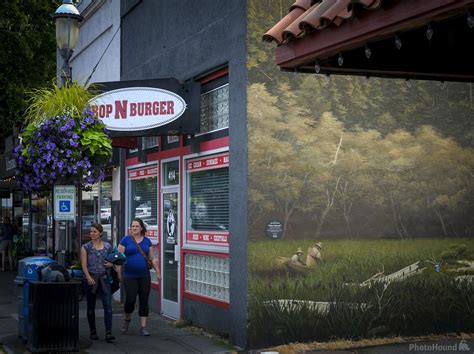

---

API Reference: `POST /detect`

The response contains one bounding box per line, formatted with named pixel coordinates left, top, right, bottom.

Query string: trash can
left=14, top=256, right=57, bottom=341
left=67, top=268, right=84, bottom=280
left=27, top=280, right=80, bottom=353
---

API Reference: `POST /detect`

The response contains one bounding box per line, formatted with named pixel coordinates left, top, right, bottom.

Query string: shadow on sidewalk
left=0, top=269, right=235, bottom=353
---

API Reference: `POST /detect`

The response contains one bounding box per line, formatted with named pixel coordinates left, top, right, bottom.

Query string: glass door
left=161, top=190, right=179, bottom=318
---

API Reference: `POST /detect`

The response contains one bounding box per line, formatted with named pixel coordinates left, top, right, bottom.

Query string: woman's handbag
left=131, top=236, right=153, bottom=269
left=110, top=268, right=120, bottom=293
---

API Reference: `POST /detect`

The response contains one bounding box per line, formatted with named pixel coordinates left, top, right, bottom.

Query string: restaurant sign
left=89, top=79, right=200, bottom=138
left=91, top=87, right=186, bottom=131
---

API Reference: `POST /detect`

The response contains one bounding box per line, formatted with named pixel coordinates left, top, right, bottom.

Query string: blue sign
left=54, top=185, right=76, bottom=220
left=59, top=200, right=71, bottom=212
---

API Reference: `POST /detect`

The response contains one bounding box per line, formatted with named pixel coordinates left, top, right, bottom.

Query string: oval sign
left=90, top=87, right=187, bottom=131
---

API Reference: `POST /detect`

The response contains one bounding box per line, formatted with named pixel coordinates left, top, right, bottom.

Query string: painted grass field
left=248, top=238, right=474, bottom=348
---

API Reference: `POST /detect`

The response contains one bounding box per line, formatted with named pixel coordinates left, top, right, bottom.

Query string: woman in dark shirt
left=81, top=223, right=116, bottom=342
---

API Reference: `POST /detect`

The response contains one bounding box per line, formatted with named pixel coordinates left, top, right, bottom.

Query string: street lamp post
left=52, top=0, right=82, bottom=265
left=53, top=0, right=82, bottom=86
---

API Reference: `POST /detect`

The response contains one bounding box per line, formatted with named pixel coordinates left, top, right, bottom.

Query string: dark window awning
left=0, top=180, right=21, bottom=194
left=111, top=137, right=138, bottom=149
left=263, top=0, right=474, bottom=82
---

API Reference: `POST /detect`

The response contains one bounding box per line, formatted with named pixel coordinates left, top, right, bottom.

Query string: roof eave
left=275, top=0, right=474, bottom=69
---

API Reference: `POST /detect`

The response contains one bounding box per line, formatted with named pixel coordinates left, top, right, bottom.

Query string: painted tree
left=413, top=125, right=474, bottom=237
left=248, top=82, right=315, bottom=238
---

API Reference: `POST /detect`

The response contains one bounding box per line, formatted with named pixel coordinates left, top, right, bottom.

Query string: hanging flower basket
left=14, top=82, right=112, bottom=193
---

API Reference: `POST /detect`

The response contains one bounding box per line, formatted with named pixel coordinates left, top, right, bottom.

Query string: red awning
left=263, top=0, right=474, bottom=81
left=111, top=137, right=138, bottom=149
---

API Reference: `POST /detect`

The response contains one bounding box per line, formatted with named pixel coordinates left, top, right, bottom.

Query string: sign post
left=54, top=185, right=76, bottom=221
left=53, top=185, right=76, bottom=266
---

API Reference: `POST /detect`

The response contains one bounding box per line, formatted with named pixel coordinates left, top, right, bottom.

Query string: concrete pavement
left=0, top=269, right=236, bottom=353
left=1, top=268, right=473, bottom=353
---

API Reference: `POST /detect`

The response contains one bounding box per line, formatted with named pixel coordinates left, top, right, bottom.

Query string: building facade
left=71, top=0, right=248, bottom=346
left=8, top=0, right=471, bottom=350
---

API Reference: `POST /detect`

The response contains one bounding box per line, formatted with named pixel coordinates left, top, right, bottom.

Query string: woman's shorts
left=0, top=240, right=13, bottom=252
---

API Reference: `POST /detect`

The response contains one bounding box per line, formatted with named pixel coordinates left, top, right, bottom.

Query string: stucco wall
left=67, top=0, right=121, bottom=85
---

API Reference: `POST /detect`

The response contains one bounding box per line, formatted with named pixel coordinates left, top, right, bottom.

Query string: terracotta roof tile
left=263, top=0, right=382, bottom=45
left=289, top=0, right=313, bottom=11
left=263, top=3, right=310, bottom=44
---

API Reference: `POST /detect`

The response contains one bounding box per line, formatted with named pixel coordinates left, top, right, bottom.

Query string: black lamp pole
left=52, top=0, right=82, bottom=265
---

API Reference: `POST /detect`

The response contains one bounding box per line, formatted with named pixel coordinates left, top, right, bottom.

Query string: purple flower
left=15, top=109, right=111, bottom=193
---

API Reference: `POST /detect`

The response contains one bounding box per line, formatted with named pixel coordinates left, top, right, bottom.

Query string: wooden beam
left=275, top=0, right=474, bottom=69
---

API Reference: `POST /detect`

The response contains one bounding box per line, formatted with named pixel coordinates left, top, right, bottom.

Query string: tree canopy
left=0, top=0, right=58, bottom=139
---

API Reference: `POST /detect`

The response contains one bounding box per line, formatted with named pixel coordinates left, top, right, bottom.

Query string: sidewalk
left=0, top=269, right=236, bottom=353
left=1, top=268, right=473, bottom=354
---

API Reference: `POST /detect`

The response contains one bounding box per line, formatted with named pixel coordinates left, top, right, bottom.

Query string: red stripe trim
left=183, top=249, right=229, bottom=257
left=183, top=292, right=230, bottom=309
left=179, top=155, right=185, bottom=318
left=199, top=136, right=229, bottom=151
left=198, top=67, right=229, bottom=84
left=125, top=157, right=139, bottom=166
left=147, top=146, right=190, bottom=161
left=138, top=137, right=229, bottom=163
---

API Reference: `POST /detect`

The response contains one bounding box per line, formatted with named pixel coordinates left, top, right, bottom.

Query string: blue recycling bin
left=14, top=256, right=57, bottom=341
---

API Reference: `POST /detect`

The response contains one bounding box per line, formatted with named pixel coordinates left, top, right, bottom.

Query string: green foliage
left=80, top=128, right=113, bottom=157
left=174, top=319, right=193, bottom=328
left=24, top=81, right=98, bottom=127
left=0, top=0, right=58, bottom=134
left=440, top=244, right=469, bottom=262
left=248, top=238, right=474, bottom=347
left=381, top=276, right=474, bottom=335
left=12, top=232, right=28, bottom=258
left=15, top=82, right=112, bottom=192
left=69, top=259, right=82, bottom=269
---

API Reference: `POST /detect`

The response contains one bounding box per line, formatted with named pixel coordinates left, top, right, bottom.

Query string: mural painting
left=247, top=0, right=474, bottom=348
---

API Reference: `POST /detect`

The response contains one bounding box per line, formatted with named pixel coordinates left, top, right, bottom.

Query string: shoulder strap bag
left=131, top=236, right=153, bottom=269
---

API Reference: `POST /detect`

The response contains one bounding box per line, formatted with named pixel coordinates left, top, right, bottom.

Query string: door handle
left=174, top=245, right=180, bottom=262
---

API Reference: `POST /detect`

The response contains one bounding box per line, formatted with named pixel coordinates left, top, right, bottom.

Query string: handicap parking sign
left=60, top=200, right=71, bottom=212
left=54, top=185, right=76, bottom=220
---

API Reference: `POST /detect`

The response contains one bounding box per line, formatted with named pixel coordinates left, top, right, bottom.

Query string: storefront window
left=128, top=165, right=158, bottom=243
left=81, top=184, right=99, bottom=243
left=200, top=83, right=229, bottom=134
left=143, top=136, right=159, bottom=149
left=0, top=195, right=12, bottom=220
left=128, top=137, right=158, bottom=153
left=188, top=168, right=229, bottom=231
left=185, top=153, right=229, bottom=248
left=185, top=254, right=229, bottom=302
left=30, top=194, right=53, bottom=255
left=100, top=179, right=112, bottom=242
left=80, top=175, right=113, bottom=244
